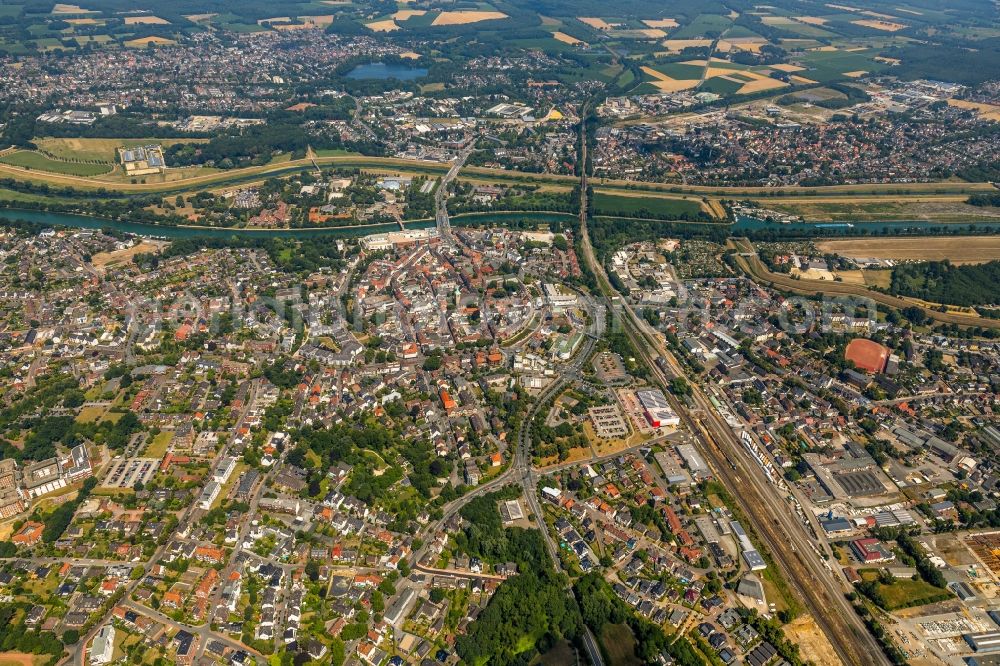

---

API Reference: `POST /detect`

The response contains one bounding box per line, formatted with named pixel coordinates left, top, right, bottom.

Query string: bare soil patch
left=124, top=15, right=170, bottom=25
left=783, top=616, right=843, bottom=666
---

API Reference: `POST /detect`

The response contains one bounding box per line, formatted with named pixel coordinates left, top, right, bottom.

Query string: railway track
left=614, top=302, right=890, bottom=666
left=573, top=107, right=888, bottom=664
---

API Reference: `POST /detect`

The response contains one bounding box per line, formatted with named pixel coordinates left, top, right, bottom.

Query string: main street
left=573, top=105, right=890, bottom=666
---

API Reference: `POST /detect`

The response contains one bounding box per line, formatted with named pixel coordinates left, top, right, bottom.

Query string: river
left=0, top=209, right=434, bottom=239
left=1, top=208, right=997, bottom=240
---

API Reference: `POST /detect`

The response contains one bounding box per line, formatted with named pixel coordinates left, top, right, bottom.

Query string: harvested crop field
left=948, top=98, right=1000, bottom=122
left=393, top=10, right=425, bottom=20
left=124, top=36, right=177, bottom=47
left=431, top=11, right=507, bottom=26
left=578, top=17, right=612, bottom=30
left=717, top=38, right=769, bottom=53
left=852, top=19, right=907, bottom=31
left=52, top=3, right=96, bottom=13
left=641, top=66, right=699, bottom=92
left=365, top=19, right=399, bottom=31
left=552, top=31, right=584, bottom=45
left=661, top=38, right=712, bottom=52
left=124, top=15, right=170, bottom=24
left=770, top=63, right=805, bottom=72
left=816, top=236, right=1000, bottom=265
left=643, top=18, right=678, bottom=28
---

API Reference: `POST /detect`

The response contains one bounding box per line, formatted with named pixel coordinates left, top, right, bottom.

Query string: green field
left=700, top=75, right=744, bottom=95
left=648, top=61, right=704, bottom=79
left=669, top=13, right=733, bottom=39
left=0, top=151, right=112, bottom=176
left=593, top=192, right=703, bottom=218
left=600, top=623, right=642, bottom=666
left=797, top=48, right=888, bottom=82
left=859, top=570, right=952, bottom=610
left=144, top=431, right=173, bottom=458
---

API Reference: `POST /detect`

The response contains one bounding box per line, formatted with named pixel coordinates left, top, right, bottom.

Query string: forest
left=573, top=573, right=706, bottom=666
left=454, top=487, right=584, bottom=665
left=889, top=259, right=1000, bottom=307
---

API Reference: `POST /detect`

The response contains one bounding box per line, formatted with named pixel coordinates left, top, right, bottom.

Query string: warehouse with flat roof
left=966, top=631, right=1000, bottom=654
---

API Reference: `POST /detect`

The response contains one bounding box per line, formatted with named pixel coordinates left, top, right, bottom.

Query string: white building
left=198, top=481, right=221, bottom=510
left=90, top=624, right=115, bottom=665
left=213, top=456, right=237, bottom=485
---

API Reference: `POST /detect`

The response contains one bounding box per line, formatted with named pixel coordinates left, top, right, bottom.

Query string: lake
left=345, top=62, right=428, bottom=81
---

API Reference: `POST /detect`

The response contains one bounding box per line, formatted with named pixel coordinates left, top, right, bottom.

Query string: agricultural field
left=763, top=198, right=1000, bottom=223
left=0, top=150, right=113, bottom=176
left=33, top=137, right=202, bottom=162
left=816, top=236, right=1000, bottom=265
left=592, top=191, right=706, bottom=218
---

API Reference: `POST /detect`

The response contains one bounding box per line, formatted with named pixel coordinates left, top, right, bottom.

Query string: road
left=435, top=142, right=475, bottom=242
left=33, top=418, right=270, bottom=665
left=573, top=106, right=890, bottom=666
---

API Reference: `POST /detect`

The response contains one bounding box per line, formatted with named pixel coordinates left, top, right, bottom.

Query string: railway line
left=615, top=294, right=888, bottom=666
left=574, top=108, right=890, bottom=666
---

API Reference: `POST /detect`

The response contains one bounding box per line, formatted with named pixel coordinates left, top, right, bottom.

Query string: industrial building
left=730, top=520, right=766, bottom=571
left=965, top=631, right=1000, bottom=654
left=676, top=444, right=709, bottom=478
left=636, top=389, right=680, bottom=428
left=850, top=537, right=895, bottom=564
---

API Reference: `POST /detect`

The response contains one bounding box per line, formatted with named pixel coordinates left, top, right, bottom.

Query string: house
left=89, top=624, right=115, bottom=665
left=12, top=521, right=44, bottom=546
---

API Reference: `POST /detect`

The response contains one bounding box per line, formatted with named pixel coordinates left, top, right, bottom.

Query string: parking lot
left=101, top=457, right=159, bottom=489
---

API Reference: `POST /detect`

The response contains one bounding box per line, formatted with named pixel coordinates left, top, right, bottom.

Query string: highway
left=573, top=107, right=891, bottom=666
